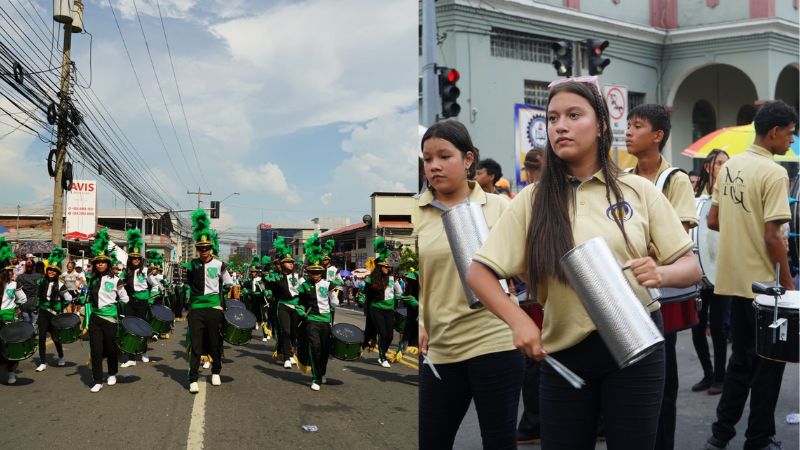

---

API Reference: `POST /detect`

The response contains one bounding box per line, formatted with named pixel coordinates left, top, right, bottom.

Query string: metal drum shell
left=659, top=286, right=701, bottom=334
left=0, top=321, right=36, bottom=361
left=754, top=292, right=799, bottom=363
left=330, top=323, right=363, bottom=361
left=222, top=308, right=256, bottom=346
left=52, top=313, right=81, bottom=344
left=441, top=202, right=490, bottom=309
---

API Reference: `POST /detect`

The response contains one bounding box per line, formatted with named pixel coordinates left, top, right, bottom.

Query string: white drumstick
left=544, top=355, right=585, bottom=389
left=423, top=354, right=442, bottom=380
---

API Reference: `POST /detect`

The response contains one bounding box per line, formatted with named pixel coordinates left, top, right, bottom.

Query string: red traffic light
left=446, top=69, right=460, bottom=83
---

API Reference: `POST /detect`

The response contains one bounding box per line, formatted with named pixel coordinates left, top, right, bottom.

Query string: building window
left=524, top=80, right=549, bottom=108
left=357, top=237, right=366, bottom=249
left=628, top=91, right=646, bottom=110
left=491, top=28, right=554, bottom=64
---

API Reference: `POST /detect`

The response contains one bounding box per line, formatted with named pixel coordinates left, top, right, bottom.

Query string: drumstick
left=422, top=354, right=441, bottom=380
left=544, top=355, right=585, bottom=389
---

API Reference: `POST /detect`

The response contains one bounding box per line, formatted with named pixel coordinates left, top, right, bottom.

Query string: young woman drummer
left=363, top=237, right=403, bottom=368
left=0, top=238, right=26, bottom=384
left=34, top=247, right=72, bottom=372
left=417, top=120, right=523, bottom=449
left=120, top=230, right=156, bottom=367
left=82, top=229, right=130, bottom=393
left=466, top=79, right=702, bottom=450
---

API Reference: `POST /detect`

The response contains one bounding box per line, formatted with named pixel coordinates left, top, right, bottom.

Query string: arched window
left=692, top=100, right=716, bottom=141
left=736, top=104, right=757, bottom=126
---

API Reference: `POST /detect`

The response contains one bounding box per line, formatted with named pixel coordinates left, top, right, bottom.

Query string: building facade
left=426, top=0, right=799, bottom=184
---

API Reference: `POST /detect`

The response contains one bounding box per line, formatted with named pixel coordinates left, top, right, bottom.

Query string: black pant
left=655, top=332, right=678, bottom=450
left=277, top=304, right=299, bottom=360
left=692, top=289, right=730, bottom=382
left=370, top=307, right=394, bottom=361
left=187, top=307, right=224, bottom=383
left=711, top=297, right=786, bottom=450
left=518, top=357, right=541, bottom=439
left=362, top=303, right=377, bottom=348
left=89, top=315, right=118, bottom=383
left=305, top=321, right=331, bottom=383
left=173, top=288, right=185, bottom=319
left=37, top=309, right=64, bottom=363
left=127, top=299, right=149, bottom=321
left=419, top=349, right=524, bottom=450
left=540, top=329, right=665, bottom=450
left=404, top=306, right=419, bottom=347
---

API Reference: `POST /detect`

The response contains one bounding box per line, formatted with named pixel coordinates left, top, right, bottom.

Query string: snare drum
left=754, top=291, right=799, bottom=363
left=222, top=307, right=256, bottom=346
left=226, top=299, right=245, bottom=309
left=0, top=321, right=36, bottom=361
left=149, top=304, right=175, bottom=335
left=659, top=286, right=700, bottom=334
left=394, top=308, right=407, bottom=333
left=690, top=196, right=719, bottom=288
left=330, top=323, right=363, bottom=361
left=52, top=313, right=81, bottom=344
left=118, top=317, right=154, bottom=356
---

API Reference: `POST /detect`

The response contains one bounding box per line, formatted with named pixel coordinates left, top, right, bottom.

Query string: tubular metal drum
left=754, top=291, right=799, bottom=363
left=441, top=202, right=490, bottom=309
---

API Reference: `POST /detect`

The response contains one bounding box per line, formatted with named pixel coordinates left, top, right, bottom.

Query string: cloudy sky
left=1, top=0, right=418, bottom=247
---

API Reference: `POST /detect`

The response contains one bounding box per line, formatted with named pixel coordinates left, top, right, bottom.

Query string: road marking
left=187, top=382, right=207, bottom=450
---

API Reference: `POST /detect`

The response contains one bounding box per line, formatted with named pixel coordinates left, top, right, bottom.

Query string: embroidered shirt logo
left=318, top=286, right=328, bottom=297
left=104, top=281, right=115, bottom=292
left=207, top=267, right=219, bottom=278
left=5, top=288, right=13, bottom=299
left=137, top=273, right=145, bottom=282
left=606, top=201, right=634, bottom=222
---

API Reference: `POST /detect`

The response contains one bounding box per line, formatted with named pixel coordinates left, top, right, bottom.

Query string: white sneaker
left=284, top=360, right=292, bottom=369
left=35, top=363, right=47, bottom=372
left=90, top=383, right=103, bottom=393
left=261, top=337, right=268, bottom=342
left=380, top=359, right=391, bottom=368
left=57, top=357, right=65, bottom=367
left=7, top=372, right=16, bottom=384
left=189, top=382, right=199, bottom=393
left=310, top=382, right=321, bottom=391
left=321, top=376, right=327, bottom=384
left=290, top=358, right=297, bottom=365
left=141, top=354, right=150, bottom=363
left=120, top=360, right=135, bottom=368
left=107, top=375, right=117, bottom=386
left=202, top=361, right=211, bottom=369
left=211, top=374, right=221, bottom=386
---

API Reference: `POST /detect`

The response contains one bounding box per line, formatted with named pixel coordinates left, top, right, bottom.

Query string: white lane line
left=187, top=382, right=207, bottom=450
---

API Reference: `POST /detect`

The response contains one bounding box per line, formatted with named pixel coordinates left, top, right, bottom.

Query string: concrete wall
left=579, top=0, right=651, bottom=26
left=776, top=0, right=800, bottom=22
left=678, top=0, right=750, bottom=27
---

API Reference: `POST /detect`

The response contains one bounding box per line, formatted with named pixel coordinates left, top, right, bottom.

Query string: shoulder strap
left=623, top=167, right=634, bottom=174
left=655, top=167, right=685, bottom=193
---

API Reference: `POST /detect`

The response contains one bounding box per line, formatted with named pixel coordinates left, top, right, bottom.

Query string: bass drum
left=690, top=196, right=719, bottom=289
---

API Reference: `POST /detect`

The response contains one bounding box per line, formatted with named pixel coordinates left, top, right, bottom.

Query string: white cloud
left=320, top=192, right=332, bottom=205
left=225, top=161, right=302, bottom=205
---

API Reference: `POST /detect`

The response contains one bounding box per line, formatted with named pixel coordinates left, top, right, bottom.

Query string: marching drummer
left=626, top=103, right=698, bottom=450
left=185, top=210, right=233, bottom=394
left=0, top=237, right=27, bottom=384
left=363, top=237, right=402, bottom=368
left=34, top=247, right=72, bottom=373
left=264, top=237, right=304, bottom=369
left=120, top=230, right=157, bottom=367
left=466, top=80, right=701, bottom=449
left=83, top=229, right=130, bottom=393
left=295, top=234, right=339, bottom=391
left=704, top=100, right=796, bottom=450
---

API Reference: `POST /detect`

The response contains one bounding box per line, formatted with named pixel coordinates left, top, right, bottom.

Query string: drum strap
left=655, top=167, right=684, bottom=194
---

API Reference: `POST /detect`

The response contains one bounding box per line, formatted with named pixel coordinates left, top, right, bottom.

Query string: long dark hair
left=0, top=269, right=10, bottom=296
left=38, top=268, right=60, bottom=304
left=695, top=149, right=729, bottom=197
left=525, top=81, right=631, bottom=290
left=370, top=266, right=389, bottom=291
left=421, top=119, right=481, bottom=185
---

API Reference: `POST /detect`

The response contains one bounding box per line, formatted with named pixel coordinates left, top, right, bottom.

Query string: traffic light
left=586, top=39, right=610, bottom=75
left=210, top=201, right=220, bottom=219
left=438, top=67, right=461, bottom=119
left=551, top=41, right=573, bottom=77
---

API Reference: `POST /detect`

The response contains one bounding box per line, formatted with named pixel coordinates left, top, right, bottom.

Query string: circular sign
left=606, top=87, right=626, bottom=121
left=526, top=115, right=548, bottom=149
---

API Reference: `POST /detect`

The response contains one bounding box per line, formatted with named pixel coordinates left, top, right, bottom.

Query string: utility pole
left=421, top=0, right=438, bottom=128
left=50, top=3, right=77, bottom=246
left=16, top=204, right=20, bottom=243
left=187, top=187, right=212, bottom=209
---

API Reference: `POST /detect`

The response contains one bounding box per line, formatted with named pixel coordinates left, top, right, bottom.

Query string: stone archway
left=669, top=64, right=757, bottom=168
left=775, top=64, right=799, bottom=113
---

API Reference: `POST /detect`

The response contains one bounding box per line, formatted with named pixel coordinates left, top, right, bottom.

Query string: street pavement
left=0, top=306, right=418, bottom=450
left=455, top=330, right=800, bottom=449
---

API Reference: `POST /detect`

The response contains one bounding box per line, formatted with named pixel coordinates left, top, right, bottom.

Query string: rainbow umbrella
left=681, top=123, right=798, bottom=162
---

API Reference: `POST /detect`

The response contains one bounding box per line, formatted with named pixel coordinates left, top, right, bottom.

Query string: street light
left=211, top=192, right=238, bottom=219
left=221, top=192, right=240, bottom=203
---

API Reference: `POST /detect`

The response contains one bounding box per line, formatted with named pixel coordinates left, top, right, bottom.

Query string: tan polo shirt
left=634, top=157, right=698, bottom=228
left=712, top=144, right=791, bottom=299
left=473, top=171, right=693, bottom=353
left=415, top=181, right=516, bottom=364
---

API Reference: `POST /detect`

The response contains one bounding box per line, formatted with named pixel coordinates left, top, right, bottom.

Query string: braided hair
left=524, top=81, right=632, bottom=290
left=694, top=149, right=729, bottom=197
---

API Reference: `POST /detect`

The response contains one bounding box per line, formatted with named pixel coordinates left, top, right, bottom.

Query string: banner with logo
left=65, top=180, right=97, bottom=241
left=514, top=104, right=547, bottom=186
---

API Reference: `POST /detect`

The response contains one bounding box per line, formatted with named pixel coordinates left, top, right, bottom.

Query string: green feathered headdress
left=303, top=233, right=324, bottom=272
left=0, top=237, right=16, bottom=270
left=210, top=229, right=219, bottom=256
left=146, top=249, right=163, bottom=268
left=261, top=255, right=272, bottom=268
left=249, top=255, right=260, bottom=271
left=373, top=236, right=390, bottom=266
left=405, top=267, right=418, bottom=280
left=191, top=209, right=213, bottom=247
left=92, top=228, right=112, bottom=262
left=274, top=237, right=293, bottom=263
left=126, top=228, right=144, bottom=257
left=46, top=247, right=67, bottom=273
left=322, top=238, right=335, bottom=259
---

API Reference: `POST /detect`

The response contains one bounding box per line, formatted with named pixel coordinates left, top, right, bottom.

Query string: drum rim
left=52, top=313, right=81, bottom=327
left=332, top=323, right=364, bottom=343
left=0, top=322, right=35, bottom=343
left=224, top=308, right=257, bottom=329
left=122, top=316, right=154, bottom=337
